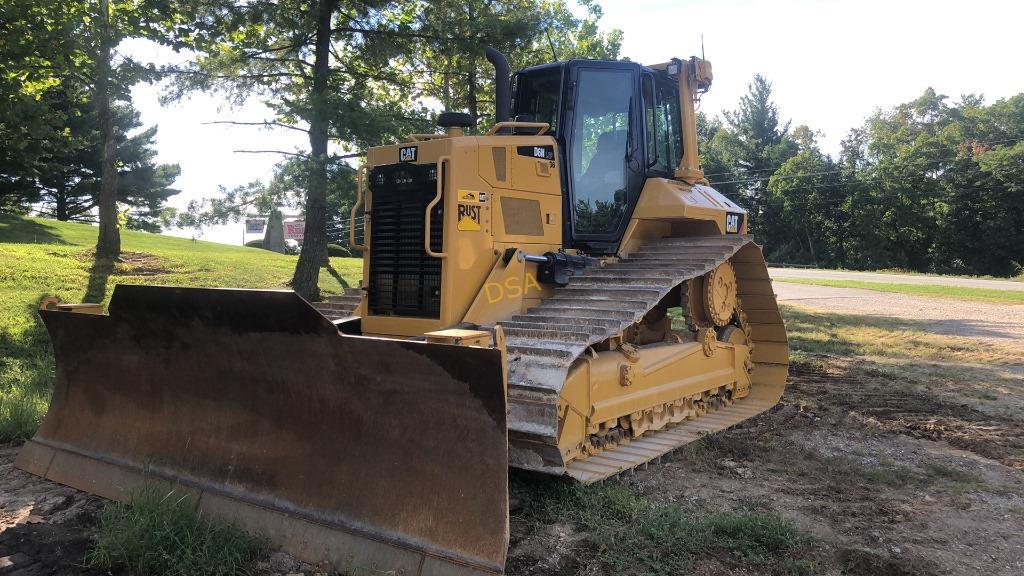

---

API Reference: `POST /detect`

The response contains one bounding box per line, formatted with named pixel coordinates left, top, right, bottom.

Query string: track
left=314, top=236, right=789, bottom=483
left=498, top=235, right=789, bottom=481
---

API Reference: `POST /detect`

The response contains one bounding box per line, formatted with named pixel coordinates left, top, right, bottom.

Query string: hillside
left=0, top=214, right=362, bottom=441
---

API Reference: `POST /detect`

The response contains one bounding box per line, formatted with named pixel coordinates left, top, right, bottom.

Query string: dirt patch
left=508, top=356, right=1024, bottom=576
left=0, top=443, right=107, bottom=575
left=76, top=249, right=171, bottom=277
left=789, top=359, right=1024, bottom=469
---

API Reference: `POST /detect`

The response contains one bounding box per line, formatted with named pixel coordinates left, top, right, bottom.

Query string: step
left=568, top=275, right=678, bottom=288
left=644, top=235, right=750, bottom=247
left=623, top=254, right=721, bottom=264
left=632, top=247, right=733, bottom=258
left=325, top=295, right=363, bottom=305
left=549, top=286, right=662, bottom=300
left=542, top=297, right=652, bottom=312
left=578, top=267, right=687, bottom=278
left=499, top=321, right=609, bottom=337
left=510, top=314, right=623, bottom=330
left=527, top=305, right=639, bottom=321
left=502, top=326, right=595, bottom=343
left=506, top=341, right=580, bottom=362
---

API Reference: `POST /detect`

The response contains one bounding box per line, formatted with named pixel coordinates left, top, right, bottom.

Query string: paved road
left=768, top=268, right=1024, bottom=291
left=772, top=281, right=1024, bottom=344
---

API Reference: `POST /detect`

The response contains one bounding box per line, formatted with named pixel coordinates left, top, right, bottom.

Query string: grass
left=774, top=277, right=1024, bottom=303
left=780, top=305, right=1020, bottom=365
left=0, top=214, right=362, bottom=441
left=870, top=268, right=1024, bottom=282
left=518, top=478, right=817, bottom=575
left=88, top=485, right=266, bottom=576
left=782, top=303, right=1024, bottom=410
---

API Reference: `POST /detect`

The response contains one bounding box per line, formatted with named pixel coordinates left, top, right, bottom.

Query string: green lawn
left=775, top=277, right=1024, bottom=304
left=0, top=214, right=362, bottom=441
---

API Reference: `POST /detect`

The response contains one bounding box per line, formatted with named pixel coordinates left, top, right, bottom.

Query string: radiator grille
left=367, top=163, right=443, bottom=318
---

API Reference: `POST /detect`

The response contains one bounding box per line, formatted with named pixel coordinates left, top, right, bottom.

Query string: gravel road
left=772, top=280, right=1024, bottom=344
left=768, top=268, right=1024, bottom=291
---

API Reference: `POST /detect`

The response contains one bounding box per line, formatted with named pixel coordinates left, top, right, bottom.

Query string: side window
left=643, top=74, right=658, bottom=168
left=513, top=68, right=561, bottom=134
left=653, top=80, right=683, bottom=174
left=571, top=68, right=633, bottom=235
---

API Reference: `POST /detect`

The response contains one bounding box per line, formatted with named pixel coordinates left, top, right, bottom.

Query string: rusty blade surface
left=17, top=285, right=509, bottom=575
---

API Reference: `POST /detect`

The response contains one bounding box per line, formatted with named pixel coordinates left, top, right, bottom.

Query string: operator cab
left=511, top=60, right=685, bottom=254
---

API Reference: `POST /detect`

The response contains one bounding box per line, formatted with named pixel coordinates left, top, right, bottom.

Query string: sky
left=126, top=0, right=1023, bottom=245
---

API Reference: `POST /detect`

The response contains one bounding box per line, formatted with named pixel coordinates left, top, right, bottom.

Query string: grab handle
left=485, top=121, right=549, bottom=136
left=424, top=156, right=449, bottom=258
left=348, top=165, right=368, bottom=251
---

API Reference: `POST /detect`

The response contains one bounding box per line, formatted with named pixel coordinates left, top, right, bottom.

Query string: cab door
left=564, top=61, right=644, bottom=253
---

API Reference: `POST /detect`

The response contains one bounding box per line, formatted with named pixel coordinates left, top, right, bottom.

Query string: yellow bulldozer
left=18, top=48, right=788, bottom=575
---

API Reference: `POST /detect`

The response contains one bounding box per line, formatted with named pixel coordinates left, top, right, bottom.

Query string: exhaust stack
left=485, top=47, right=511, bottom=124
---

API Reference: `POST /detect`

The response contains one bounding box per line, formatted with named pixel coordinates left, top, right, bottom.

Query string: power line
left=701, top=135, right=1024, bottom=181
left=708, top=141, right=1023, bottom=188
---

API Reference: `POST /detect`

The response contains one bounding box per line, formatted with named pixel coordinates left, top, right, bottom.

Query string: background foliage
left=1, top=0, right=1021, bottom=277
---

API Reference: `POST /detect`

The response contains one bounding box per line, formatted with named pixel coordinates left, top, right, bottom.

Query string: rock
left=268, top=552, right=300, bottom=573
left=0, top=552, right=35, bottom=574
left=263, top=210, right=286, bottom=254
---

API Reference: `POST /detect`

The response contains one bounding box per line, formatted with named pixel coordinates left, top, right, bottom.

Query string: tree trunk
left=467, top=66, right=478, bottom=125
left=55, top=182, right=68, bottom=221
left=805, top=228, right=818, bottom=266
left=291, top=0, right=336, bottom=301
left=94, top=0, right=120, bottom=260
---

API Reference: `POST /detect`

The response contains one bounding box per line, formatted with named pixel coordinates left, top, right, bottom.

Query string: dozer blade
left=17, top=285, right=509, bottom=576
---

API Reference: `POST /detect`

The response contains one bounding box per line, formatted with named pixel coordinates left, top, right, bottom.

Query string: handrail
left=485, top=121, right=550, bottom=136
left=409, top=133, right=447, bottom=142
left=424, top=156, right=449, bottom=259
left=348, top=165, right=368, bottom=251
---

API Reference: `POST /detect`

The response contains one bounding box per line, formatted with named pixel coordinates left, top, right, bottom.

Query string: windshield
left=512, top=67, right=561, bottom=134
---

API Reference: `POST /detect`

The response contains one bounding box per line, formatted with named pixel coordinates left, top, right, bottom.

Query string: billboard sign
left=245, top=219, right=266, bottom=234
left=285, top=220, right=305, bottom=241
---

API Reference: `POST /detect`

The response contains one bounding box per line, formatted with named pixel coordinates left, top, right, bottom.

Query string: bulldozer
left=17, top=48, right=788, bottom=576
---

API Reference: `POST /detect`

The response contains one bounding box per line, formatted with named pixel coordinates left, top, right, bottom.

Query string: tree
left=764, top=143, right=849, bottom=267
left=172, top=0, right=621, bottom=299
left=709, top=75, right=798, bottom=240
left=167, top=0, right=430, bottom=299
left=409, top=0, right=621, bottom=123
left=2, top=0, right=187, bottom=257
left=94, top=0, right=120, bottom=258
left=22, top=82, right=181, bottom=231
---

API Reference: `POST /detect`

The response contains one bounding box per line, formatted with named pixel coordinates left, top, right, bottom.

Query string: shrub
left=327, top=243, right=351, bottom=257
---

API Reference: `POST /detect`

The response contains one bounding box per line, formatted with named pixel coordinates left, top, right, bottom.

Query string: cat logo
left=457, top=203, right=482, bottom=231
left=725, top=213, right=742, bottom=234
left=399, top=146, right=417, bottom=162
left=458, top=190, right=479, bottom=202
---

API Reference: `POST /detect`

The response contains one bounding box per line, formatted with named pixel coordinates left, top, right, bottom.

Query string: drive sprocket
left=703, top=260, right=737, bottom=327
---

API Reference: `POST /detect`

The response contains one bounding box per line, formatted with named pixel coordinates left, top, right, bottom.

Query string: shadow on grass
left=324, top=264, right=350, bottom=290
left=0, top=298, right=56, bottom=441
left=0, top=213, right=66, bottom=245
left=83, top=258, right=115, bottom=303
